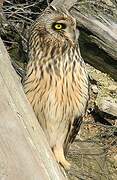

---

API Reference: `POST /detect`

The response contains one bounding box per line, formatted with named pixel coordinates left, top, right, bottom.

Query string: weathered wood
left=78, top=29, right=117, bottom=80
left=96, top=97, right=117, bottom=117
left=0, top=37, right=67, bottom=180
left=71, top=0, right=117, bottom=60
left=51, top=0, right=76, bottom=10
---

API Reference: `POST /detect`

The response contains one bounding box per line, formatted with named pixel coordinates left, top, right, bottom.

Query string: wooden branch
left=70, top=4, right=117, bottom=60
left=78, top=30, right=117, bottom=81
left=51, top=0, right=76, bottom=10
left=0, top=37, right=67, bottom=180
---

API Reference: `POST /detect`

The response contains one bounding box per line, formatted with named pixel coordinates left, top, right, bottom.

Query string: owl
left=23, top=5, right=89, bottom=170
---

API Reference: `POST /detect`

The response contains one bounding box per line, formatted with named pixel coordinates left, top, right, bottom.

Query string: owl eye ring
left=52, top=23, right=66, bottom=30
left=54, top=24, right=62, bottom=30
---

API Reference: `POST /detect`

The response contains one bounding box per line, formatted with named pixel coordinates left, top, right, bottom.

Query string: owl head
left=31, top=5, right=78, bottom=47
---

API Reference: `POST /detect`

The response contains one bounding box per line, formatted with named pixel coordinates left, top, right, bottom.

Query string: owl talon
left=53, top=145, right=71, bottom=170
left=60, top=160, right=71, bottom=171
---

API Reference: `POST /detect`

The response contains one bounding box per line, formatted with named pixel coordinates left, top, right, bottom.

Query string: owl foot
left=53, top=145, right=71, bottom=170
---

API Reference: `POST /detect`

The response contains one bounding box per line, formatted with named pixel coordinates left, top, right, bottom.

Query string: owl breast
left=24, top=47, right=89, bottom=148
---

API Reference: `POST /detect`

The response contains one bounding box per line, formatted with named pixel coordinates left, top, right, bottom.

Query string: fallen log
left=96, top=97, right=117, bottom=117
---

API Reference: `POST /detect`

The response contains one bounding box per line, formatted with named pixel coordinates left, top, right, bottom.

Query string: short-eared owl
left=23, top=5, right=89, bottom=170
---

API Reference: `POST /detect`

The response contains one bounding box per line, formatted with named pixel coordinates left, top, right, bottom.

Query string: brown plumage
left=23, top=5, right=89, bottom=170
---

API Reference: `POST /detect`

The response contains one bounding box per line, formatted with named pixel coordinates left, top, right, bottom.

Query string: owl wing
left=64, top=115, right=83, bottom=155
left=68, top=116, right=83, bottom=144
left=64, top=78, right=90, bottom=154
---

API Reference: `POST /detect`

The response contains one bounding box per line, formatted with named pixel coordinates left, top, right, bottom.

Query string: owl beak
left=76, top=28, right=79, bottom=41
left=71, top=29, right=79, bottom=46
left=72, top=34, right=77, bottom=44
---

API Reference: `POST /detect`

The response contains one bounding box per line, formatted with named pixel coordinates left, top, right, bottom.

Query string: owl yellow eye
left=52, top=23, right=66, bottom=30
left=54, top=24, right=62, bottom=30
